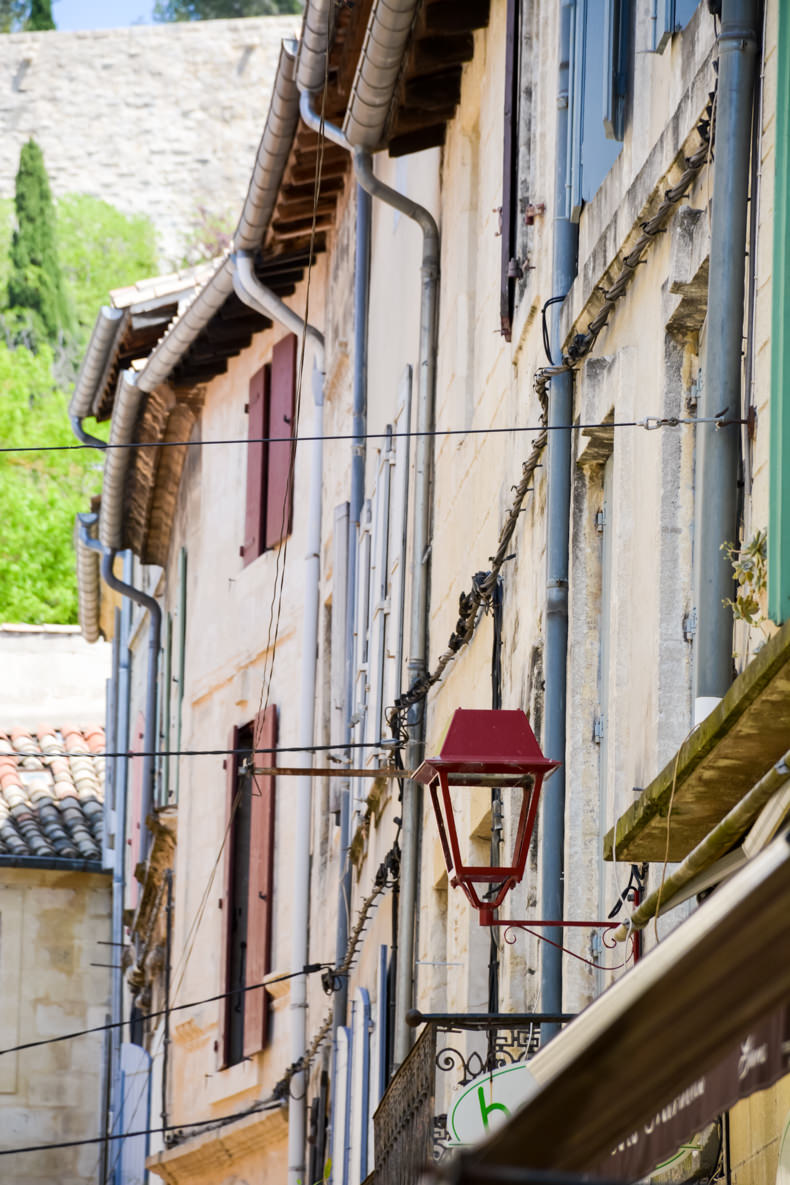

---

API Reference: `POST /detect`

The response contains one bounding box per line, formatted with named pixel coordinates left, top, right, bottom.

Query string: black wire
left=540, top=295, right=565, bottom=364
left=0, top=963, right=332, bottom=1058
left=14, top=740, right=398, bottom=760
left=0, top=416, right=749, bottom=455
left=0, top=1102, right=283, bottom=1157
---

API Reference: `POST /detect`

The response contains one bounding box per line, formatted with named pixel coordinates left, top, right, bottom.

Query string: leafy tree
left=153, top=0, right=302, bottom=19
left=0, top=342, right=103, bottom=623
left=57, top=195, right=158, bottom=345
left=26, top=0, right=54, bottom=30
left=6, top=139, right=72, bottom=345
left=0, top=0, right=55, bottom=31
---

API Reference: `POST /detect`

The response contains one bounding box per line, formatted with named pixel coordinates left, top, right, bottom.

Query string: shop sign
left=447, top=1063, right=538, bottom=1146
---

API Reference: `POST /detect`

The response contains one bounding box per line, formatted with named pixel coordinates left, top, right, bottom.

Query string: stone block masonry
left=0, top=16, right=300, bottom=263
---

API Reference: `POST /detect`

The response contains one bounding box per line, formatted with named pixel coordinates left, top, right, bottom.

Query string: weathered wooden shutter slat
left=244, top=705, right=277, bottom=1055
left=500, top=0, right=521, bottom=340
left=243, top=365, right=269, bottom=566
left=266, top=334, right=297, bottom=550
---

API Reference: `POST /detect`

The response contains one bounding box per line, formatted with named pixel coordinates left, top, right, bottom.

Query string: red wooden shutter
left=265, top=335, right=297, bottom=550
left=219, top=724, right=240, bottom=1068
left=243, top=705, right=277, bottom=1055
left=242, top=365, right=269, bottom=566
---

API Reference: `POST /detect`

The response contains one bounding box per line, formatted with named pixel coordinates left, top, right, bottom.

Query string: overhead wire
left=0, top=413, right=747, bottom=455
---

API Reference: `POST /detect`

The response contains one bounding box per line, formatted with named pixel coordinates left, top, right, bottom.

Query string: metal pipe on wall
left=541, top=0, right=579, bottom=1041
left=335, top=181, right=371, bottom=1062
left=299, top=90, right=441, bottom=1067
left=693, top=0, right=759, bottom=722
left=99, top=547, right=162, bottom=858
left=231, top=252, right=326, bottom=1185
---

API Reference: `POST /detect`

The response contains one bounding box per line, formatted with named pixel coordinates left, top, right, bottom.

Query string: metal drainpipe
left=541, top=0, right=579, bottom=1043
left=298, top=90, right=440, bottom=1067
left=335, top=183, right=371, bottom=1065
left=231, top=252, right=325, bottom=1185
left=99, top=547, right=162, bottom=858
left=77, top=518, right=133, bottom=1157
left=69, top=414, right=107, bottom=449
left=693, top=0, right=759, bottom=723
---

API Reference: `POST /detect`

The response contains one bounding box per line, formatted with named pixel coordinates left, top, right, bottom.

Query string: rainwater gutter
left=541, top=0, right=579, bottom=1042
left=298, top=85, right=440, bottom=1069
left=693, top=0, right=759, bottom=723
left=68, top=305, right=125, bottom=447
left=232, top=249, right=325, bottom=1185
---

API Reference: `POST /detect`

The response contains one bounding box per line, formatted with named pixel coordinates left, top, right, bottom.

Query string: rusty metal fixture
left=413, top=709, right=559, bottom=922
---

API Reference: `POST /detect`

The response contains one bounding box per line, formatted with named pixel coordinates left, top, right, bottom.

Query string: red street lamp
left=413, top=709, right=559, bottom=925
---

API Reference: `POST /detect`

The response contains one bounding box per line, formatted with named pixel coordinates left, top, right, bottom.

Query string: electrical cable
left=0, top=740, right=398, bottom=761
left=0, top=1100, right=284, bottom=1158
left=0, top=413, right=747, bottom=455
left=0, top=963, right=333, bottom=1058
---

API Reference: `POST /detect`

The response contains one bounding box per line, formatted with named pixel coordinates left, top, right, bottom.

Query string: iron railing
left=373, top=1014, right=573, bottom=1185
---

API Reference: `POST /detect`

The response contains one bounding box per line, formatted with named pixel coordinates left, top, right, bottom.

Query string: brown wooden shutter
left=242, top=365, right=269, bottom=566
left=219, top=724, right=240, bottom=1069
left=243, top=705, right=277, bottom=1055
left=265, top=335, right=297, bottom=550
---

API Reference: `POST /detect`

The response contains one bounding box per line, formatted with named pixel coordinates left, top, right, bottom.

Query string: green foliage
left=26, top=0, right=54, bottom=30
left=0, top=342, right=105, bottom=624
left=57, top=195, right=158, bottom=345
left=0, top=189, right=155, bottom=623
left=153, top=0, right=302, bottom=19
left=721, top=529, right=768, bottom=631
left=6, top=139, right=72, bottom=346
left=0, top=1, right=31, bottom=31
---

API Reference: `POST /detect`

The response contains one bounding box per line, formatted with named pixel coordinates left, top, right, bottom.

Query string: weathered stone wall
left=0, top=867, right=110, bottom=1185
left=0, top=17, right=299, bottom=263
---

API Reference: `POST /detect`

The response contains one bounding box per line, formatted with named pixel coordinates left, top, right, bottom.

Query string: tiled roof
left=0, top=725, right=105, bottom=863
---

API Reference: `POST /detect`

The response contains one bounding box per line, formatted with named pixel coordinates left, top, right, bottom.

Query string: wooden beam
left=411, top=33, right=475, bottom=75
left=388, top=123, right=447, bottom=158
left=418, top=0, right=490, bottom=35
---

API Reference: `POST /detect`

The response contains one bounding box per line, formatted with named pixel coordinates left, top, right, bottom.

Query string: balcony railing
left=372, top=1012, right=573, bottom=1185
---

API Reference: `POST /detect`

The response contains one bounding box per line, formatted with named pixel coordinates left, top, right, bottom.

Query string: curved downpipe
left=232, top=250, right=325, bottom=1185
left=299, top=88, right=440, bottom=1068
left=69, top=306, right=125, bottom=448
left=100, top=545, right=161, bottom=861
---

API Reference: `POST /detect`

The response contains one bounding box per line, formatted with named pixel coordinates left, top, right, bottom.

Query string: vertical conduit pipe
left=299, top=92, right=440, bottom=1067
left=693, top=0, right=759, bottom=721
left=541, top=0, right=579, bottom=1042
left=99, top=547, right=162, bottom=855
left=336, top=182, right=371, bottom=1063
left=231, top=251, right=325, bottom=1185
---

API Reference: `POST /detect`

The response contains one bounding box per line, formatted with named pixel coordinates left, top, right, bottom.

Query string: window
left=651, top=0, right=701, bottom=54
left=222, top=706, right=277, bottom=1066
left=241, top=334, right=297, bottom=566
left=568, top=0, right=631, bottom=219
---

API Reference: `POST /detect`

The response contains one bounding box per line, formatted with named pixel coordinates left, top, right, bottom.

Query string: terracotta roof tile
left=0, top=726, right=105, bottom=862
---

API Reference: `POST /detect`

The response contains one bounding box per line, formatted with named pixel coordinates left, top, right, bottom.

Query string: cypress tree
left=6, top=139, right=71, bottom=344
left=26, top=0, right=55, bottom=30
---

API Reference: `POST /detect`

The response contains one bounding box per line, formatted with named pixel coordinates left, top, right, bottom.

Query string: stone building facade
left=71, top=2, right=790, bottom=1184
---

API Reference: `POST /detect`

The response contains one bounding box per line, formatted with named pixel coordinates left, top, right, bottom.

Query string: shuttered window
left=221, top=705, right=277, bottom=1066
left=241, top=333, right=297, bottom=566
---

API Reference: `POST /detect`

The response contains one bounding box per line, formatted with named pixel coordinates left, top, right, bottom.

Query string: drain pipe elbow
left=70, top=414, right=107, bottom=451
left=231, top=250, right=325, bottom=375
left=100, top=546, right=162, bottom=853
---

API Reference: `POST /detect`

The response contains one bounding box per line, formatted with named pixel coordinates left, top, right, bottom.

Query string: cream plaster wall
left=0, top=867, right=110, bottom=1185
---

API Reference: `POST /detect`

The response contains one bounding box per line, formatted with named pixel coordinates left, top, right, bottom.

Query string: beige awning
left=451, top=831, right=790, bottom=1182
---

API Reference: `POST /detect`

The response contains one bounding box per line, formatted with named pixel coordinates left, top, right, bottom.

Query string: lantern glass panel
left=441, top=774, right=534, bottom=878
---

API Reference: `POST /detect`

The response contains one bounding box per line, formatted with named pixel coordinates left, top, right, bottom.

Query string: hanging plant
left=721, top=528, right=768, bottom=630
